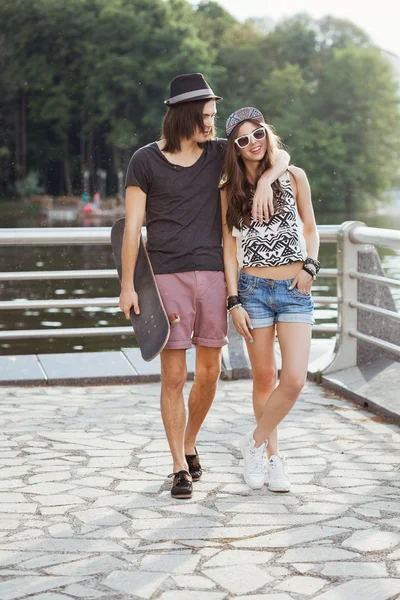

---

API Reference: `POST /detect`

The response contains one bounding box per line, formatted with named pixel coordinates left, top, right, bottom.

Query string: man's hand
left=230, top=306, right=254, bottom=343
left=252, top=148, right=290, bottom=223
left=119, top=288, right=140, bottom=319
left=252, top=177, right=274, bottom=224
left=289, top=270, right=313, bottom=294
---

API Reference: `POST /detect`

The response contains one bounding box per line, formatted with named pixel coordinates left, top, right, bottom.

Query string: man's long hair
left=221, top=120, right=284, bottom=231
left=161, top=100, right=216, bottom=153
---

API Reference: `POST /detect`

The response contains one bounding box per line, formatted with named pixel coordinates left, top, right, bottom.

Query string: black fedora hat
left=164, top=73, right=222, bottom=106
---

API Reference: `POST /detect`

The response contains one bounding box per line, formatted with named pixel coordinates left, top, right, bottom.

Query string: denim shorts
left=238, top=271, right=314, bottom=328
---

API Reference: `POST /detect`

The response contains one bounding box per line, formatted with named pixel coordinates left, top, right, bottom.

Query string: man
left=119, top=73, right=289, bottom=499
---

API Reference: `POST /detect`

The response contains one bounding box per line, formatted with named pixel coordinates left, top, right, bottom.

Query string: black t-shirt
left=125, top=139, right=226, bottom=275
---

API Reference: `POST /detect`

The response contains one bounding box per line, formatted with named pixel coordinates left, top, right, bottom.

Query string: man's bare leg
left=184, top=346, right=222, bottom=455
left=160, top=348, right=188, bottom=473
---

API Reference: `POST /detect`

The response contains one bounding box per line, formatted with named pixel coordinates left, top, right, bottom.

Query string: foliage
left=14, top=171, right=44, bottom=199
left=0, top=0, right=399, bottom=212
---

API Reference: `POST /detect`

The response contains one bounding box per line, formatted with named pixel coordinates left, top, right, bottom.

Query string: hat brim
left=165, top=94, right=222, bottom=106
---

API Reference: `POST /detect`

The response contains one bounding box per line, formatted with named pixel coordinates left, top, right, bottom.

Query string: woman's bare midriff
left=242, top=261, right=303, bottom=280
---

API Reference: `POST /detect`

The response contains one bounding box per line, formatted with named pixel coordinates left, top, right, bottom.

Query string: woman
left=221, top=107, right=320, bottom=492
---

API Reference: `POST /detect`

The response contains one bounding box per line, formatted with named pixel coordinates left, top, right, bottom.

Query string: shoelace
left=249, top=445, right=265, bottom=471
left=270, top=457, right=288, bottom=476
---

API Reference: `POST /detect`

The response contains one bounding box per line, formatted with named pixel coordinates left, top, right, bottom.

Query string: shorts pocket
left=238, top=278, right=256, bottom=297
left=290, top=286, right=311, bottom=299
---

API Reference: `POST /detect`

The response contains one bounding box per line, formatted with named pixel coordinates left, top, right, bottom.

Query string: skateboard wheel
left=169, top=313, right=180, bottom=324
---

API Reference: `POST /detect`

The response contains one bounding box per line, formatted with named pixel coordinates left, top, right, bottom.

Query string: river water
left=0, top=201, right=399, bottom=355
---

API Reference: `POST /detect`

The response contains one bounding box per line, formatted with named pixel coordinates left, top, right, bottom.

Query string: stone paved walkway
left=0, top=381, right=399, bottom=600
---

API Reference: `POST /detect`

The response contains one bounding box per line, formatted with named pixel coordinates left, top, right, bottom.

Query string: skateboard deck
left=111, top=218, right=170, bottom=361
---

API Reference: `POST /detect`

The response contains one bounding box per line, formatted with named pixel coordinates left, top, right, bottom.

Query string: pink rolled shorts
left=154, top=270, right=228, bottom=350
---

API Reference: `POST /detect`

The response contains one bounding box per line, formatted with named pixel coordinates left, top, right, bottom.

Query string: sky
left=189, top=0, right=400, bottom=57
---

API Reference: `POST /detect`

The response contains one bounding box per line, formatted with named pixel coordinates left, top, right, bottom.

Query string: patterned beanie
left=225, top=107, right=265, bottom=137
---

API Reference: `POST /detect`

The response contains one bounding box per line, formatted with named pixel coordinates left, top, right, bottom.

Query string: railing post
left=324, top=221, right=367, bottom=374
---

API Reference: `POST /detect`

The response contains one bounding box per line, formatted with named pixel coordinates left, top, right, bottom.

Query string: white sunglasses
left=234, top=126, right=266, bottom=148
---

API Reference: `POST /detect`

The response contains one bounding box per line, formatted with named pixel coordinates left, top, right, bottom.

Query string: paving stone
left=103, top=570, right=168, bottom=599
left=267, top=567, right=290, bottom=578
left=354, top=507, right=381, bottom=518
left=342, top=529, right=400, bottom=552
left=158, top=593, right=226, bottom=600
left=29, top=472, right=72, bottom=484
left=0, top=503, right=37, bottom=513
left=321, top=517, right=374, bottom=529
left=0, top=539, right=127, bottom=553
left=233, top=526, right=348, bottom=549
left=297, top=503, right=348, bottom=514
left=115, top=480, right=163, bottom=493
left=203, top=549, right=275, bottom=567
left=87, top=456, right=131, bottom=468
left=159, top=504, right=222, bottom=518
left=228, top=514, right=328, bottom=526
left=0, top=492, right=28, bottom=503
left=79, top=525, right=129, bottom=539
left=0, top=576, right=82, bottom=600
left=68, top=476, right=112, bottom=488
left=48, top=523, right=74, bottom=537
left=23, top=594, right=73, bottom=600
left=203, top=564, right=275, bottom=594
left=31, top=495, right=84, bottom=506
left=234, top=595, right=293, bottom=600
left=140, top=553, right=201, bottom=573
left=138, top=525, right=277, bottom=542
left=0, top=520, right=19, bottom=530
left=313, top=579, right=400, bottom=600
left=278, top=547, right=360, bottom=563
left=172, top=575, right=216, bottom=589
left=46, top=555, right=126, bottom=576
left=130, top=517, right=220, bottom=531
left=321, top=562, right=388, bottom=577
left=276, top=576, right=327, bottom=596
left=293, top=564, right=316, bottom=574
left=19, top=554, right=92, bottom=570
left=73, top=507, right=129, bottom=526
left=62, top=584, right=104, bottom=598
left=360, top=500, right=400, bottom=513
left=134, top=541, right=188, bottom=552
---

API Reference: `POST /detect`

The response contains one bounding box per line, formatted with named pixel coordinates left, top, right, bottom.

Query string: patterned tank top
left=232, top=170, right=307, bottom=269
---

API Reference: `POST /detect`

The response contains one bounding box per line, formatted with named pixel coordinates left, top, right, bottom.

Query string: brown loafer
left=168, top=470, right=193, bottom=499
left=185, top=447, right=202, bottom=481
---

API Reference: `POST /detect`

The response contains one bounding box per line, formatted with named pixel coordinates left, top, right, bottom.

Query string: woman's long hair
left=221, top=119, right=284, bottom=231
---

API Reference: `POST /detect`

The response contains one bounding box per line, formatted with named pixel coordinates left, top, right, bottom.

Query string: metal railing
left=0, top=222, right=399, bottom=367
left=324, top=221, right=400, bottom=372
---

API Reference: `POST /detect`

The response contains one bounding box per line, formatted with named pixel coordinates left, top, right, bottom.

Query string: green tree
left=312, top=45, right=400, bottom=211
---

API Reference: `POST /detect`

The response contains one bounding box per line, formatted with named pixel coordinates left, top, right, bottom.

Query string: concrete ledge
left=320, top=358, right=400, bottom=424
left=0, top=348, right=197, bottom=387
left=0, top=355, right=47, bottom=385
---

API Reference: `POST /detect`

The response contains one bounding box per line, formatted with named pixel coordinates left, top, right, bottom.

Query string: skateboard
left=111, top=218, right=170, bottom=361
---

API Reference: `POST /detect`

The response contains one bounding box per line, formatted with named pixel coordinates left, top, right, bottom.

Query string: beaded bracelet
left=228, top=303, right=242, bottom=313
left=304, top=257, right=320, bottom=274
left=227, top=295, right=240, bottom=309
left=302, top=264, right=316, bottom=280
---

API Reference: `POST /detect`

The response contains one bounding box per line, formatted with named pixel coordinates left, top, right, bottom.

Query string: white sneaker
left=239, top=431, right=266, bottom=489
left=268, top=455, right=291, bottom=492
